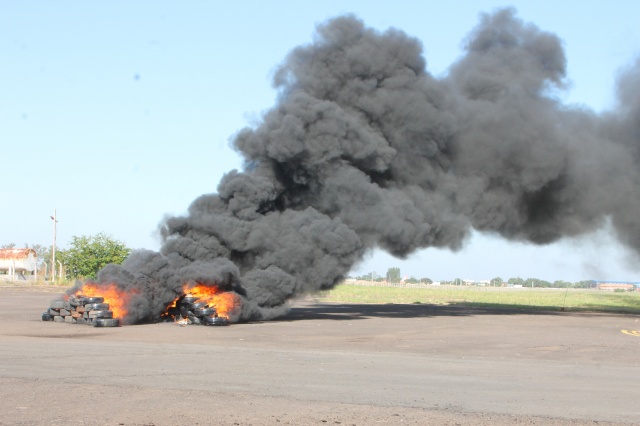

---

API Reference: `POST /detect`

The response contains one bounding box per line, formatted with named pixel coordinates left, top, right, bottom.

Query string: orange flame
left=166, top=295, right=180, bottom=310
left=161, top=294, right=182, bottom=320
left=75, top=283, right=138, bottom=320
left=182, top=282, right=241, bottom=320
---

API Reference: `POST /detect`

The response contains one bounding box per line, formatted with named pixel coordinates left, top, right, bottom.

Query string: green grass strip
left=317, top=284, right=640, bottom=314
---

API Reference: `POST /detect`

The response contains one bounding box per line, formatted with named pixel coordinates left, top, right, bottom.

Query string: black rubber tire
left=69, top=296, right=84, bottom=307
left=49, top=300, right=65, bottom=309
left=85, top=303, right=109, bottom=311
left=180, top=296, right=199, bottom=305
left=76, top=317, right=88, bottom=325
left=89, top=310, right=113, bottom=319
left=188, top=314, right=202, bottom=325
left=42, top=312, right=54, bottom=321
left=82, top=297, right=105, bottom=305
left=203, top=316, right=229, bottom=326
left=48, top=308, right=61, bottom=316
left=163, top=305, right=180, bottom=319
left=187, top=302, right=208, bottom=310
left=93, top=318, right=120, bottom=327
left=193, top=307, right=217, bottom=317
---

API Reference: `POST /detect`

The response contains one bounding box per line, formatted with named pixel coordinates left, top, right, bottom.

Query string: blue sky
left=2, top=1, right=639, bottom=282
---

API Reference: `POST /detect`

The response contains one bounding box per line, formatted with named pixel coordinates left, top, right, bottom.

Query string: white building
left=0, top=248, right=37, bottom=280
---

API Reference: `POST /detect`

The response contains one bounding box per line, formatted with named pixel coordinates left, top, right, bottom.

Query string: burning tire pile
left=41, top=292, right=229, bottom=327
left=41, top=295, right=120, bottom=327
left=163, top=295, right=229, bottom=326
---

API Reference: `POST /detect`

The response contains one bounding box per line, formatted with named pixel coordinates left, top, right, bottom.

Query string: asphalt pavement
left=0, top=287, right=638, bottom=425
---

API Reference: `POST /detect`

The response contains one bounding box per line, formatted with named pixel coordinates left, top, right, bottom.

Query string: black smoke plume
left=75, top=8, right=640, bottom=323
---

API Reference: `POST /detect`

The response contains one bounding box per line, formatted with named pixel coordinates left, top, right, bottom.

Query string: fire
left=165, top=295, right=180, bottom=310
left=74, top=283, right=138, bottom=320
left=65, top=281, right=240, bottom=325
left=182, top=282, right=240, bottom=320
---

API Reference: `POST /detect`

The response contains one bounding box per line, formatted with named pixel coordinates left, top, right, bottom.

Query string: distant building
left=593, top=280, right=640, bottom=292
left=0, top=248, right=37, bottom=280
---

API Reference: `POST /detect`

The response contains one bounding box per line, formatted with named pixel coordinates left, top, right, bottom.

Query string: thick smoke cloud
left=83, top=8, right=640, bottom=322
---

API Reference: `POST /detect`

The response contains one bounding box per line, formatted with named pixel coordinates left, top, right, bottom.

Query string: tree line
left=352, top=268, right=596, bottom=289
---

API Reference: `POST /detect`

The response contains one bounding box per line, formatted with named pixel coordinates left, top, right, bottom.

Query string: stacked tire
left=176, top=295, right=228, bottom=326
left=203, top=315, right=229, bottom=326
left=43, top=295, right=120, bottom=327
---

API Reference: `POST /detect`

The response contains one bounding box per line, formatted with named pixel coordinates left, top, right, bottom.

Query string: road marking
left=621, top=330, right=640, bottom=336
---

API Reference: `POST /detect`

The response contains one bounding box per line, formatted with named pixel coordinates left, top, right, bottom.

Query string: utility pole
left=50, top=210, right=57, bottom=282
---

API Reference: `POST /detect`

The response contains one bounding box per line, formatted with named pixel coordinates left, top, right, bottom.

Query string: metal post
left=51, top=210, right=57, bottom=283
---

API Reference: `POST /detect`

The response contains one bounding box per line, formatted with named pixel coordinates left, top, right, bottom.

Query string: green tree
left=553, top=280, right=571, bottom=288
left=524, top=278, right=549, bottom=288
left=62, top=233, right=131, bottom=279
left=420, top=277, right=433, bottom=284
left=491, top=277, right=503, bottom=286
left=386, top=267, right=401, bottom=283
left=574, top=280, right=595, bottom=289
left=537, top=279, right=551, bottom=288
left=1, top=243, right=16, bottom=249
left=508, top=277, right=524, bottom=286
left=358, top=271, right=379, bottom=281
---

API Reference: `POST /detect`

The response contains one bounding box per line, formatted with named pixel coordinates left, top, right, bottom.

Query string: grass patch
left=317, top=285, right=640, bottom=314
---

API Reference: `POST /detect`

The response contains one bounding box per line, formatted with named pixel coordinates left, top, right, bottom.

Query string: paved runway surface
left=1, top=286, right=639, bottom=425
